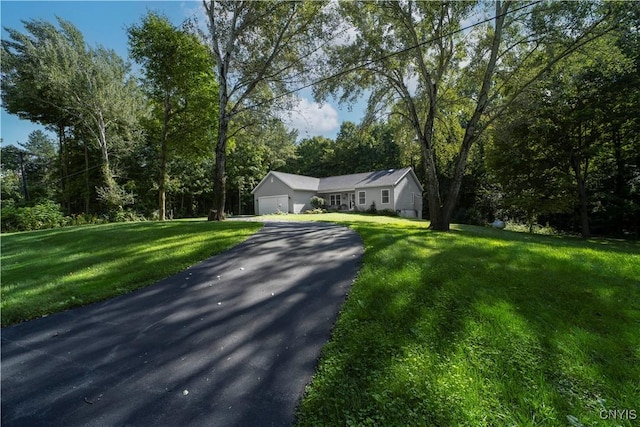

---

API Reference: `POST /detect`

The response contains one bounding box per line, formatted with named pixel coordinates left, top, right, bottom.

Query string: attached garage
left=257, top=195, right=288, bottom=215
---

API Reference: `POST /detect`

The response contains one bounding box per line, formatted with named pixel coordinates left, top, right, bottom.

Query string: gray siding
left=253, top=174, right=294, bottom=213
left=353, top=186, right=393, bottom=211
left=394, top=175, right=423, bottom=218
left=292, top=190, right=316, bottom=213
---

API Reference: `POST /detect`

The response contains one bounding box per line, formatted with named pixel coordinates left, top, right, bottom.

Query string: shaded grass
left=1, top=220, right=262, bottom=326
left=282, top=214, right=640, bottom=426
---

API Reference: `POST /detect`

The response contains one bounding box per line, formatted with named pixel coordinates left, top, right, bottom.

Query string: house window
left=358, top=191, right=366, bottom=205
left=381, top=189, right=390, bottom=204
left=330, top=194, right=341, bottom=206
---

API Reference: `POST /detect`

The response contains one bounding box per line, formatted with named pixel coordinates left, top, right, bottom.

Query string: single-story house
left=251, top=167, right=423, bottom=218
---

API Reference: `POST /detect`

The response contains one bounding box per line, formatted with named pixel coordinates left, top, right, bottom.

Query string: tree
left=2, top=18, right=79, bottom=210
left=2, top=18, right=145, bottom=214
left=316, top=0, right=623, bottom=230
left=202, top=0, right=334, bottom=220
left=489, top=24, right=638, bottom=237
left=226, top=115, right=297, bottom=214
left=18, top=130, right=58, bottom=202
left=128, top=12, right=218, bottom=220
left=284, top=136, right=336, bottom=177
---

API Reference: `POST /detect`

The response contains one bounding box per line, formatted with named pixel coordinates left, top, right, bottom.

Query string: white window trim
left=357, top=191, right=366, bottom=205
left=330, top=194, right=341, bottom=206
left=381, top=189, right=390, bottom=205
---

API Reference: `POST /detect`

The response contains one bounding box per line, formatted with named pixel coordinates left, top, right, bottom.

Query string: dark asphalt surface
left=1, top=221, right=363, bottom=426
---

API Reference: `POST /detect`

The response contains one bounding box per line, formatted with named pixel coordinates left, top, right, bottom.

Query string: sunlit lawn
left=0, top=220, right=262, bottom=326
left=2, top=212, right=638, bottom=425
left=279, top=213, right=640, bottom=426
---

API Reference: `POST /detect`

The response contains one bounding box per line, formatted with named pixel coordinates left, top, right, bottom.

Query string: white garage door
left=258, top=195, right=288, bottom=215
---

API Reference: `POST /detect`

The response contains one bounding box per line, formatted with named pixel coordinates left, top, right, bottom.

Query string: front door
left=349, top=193, right=355, bottom=210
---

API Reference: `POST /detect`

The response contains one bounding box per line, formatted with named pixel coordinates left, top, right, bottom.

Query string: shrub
left=110, top=208, right=146, bottom=223
left=378, top=208, right=399, bottom=217
left=367, top=201, right=377, bottom=214
left=304, top=208, right=327, bottom=214
left=1, top=200, right=66, bottom=232
left=310, top=196, right=326, bottom=209
left=454, top=207, right=485, bottom=226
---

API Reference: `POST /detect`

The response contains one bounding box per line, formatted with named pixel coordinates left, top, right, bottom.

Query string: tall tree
left=2, top=18, right=78, bottom=210
left=284, top=136, right=336, bottom=177
left=316, top=0, right=623, bottom=230
left=18, top=130, right=58, bottom=203
left=2, top=18, right=145, bottom=213
left=489, top=27, right=638, bottom=237
left=128, top=12, right=218, bottom=220
left=227, top=115, right=297, bottom=214
left=202, top=0, right=334, bottom=220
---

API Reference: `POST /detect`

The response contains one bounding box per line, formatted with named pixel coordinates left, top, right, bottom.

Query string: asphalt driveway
left=1, top=221, right=363, bottom=426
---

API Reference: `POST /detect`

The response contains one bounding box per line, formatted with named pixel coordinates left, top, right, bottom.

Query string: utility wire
left=248, top=0, right=543, bottom=111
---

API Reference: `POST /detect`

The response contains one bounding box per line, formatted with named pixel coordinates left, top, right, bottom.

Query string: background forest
left=1, top=1, right=638, bottom=237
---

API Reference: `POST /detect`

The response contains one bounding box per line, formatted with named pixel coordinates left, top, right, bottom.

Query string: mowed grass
left=1, top=220, right=262, bottom=326
left=279, top=214, right=640, bottom=426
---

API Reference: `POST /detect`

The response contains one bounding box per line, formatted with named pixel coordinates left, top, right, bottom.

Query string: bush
left=378, top=209, right=399, bottom=217
left=1, top=200, right=66, bottom=232
left=109, top=208, right=147, bottom=223
left=304, top=208, right=327, bottom=214
left=367, top=201, right=377, bottom=214
left=454, top=207, right=485, bottom=226
left=310, top=196, right=326, bottom=209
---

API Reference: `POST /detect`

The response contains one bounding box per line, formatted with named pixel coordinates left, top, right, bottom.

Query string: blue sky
left=1, top=0, right=361, bottom=147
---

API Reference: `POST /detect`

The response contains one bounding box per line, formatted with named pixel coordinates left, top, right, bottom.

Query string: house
left=251, top=167, right=423, bottom=218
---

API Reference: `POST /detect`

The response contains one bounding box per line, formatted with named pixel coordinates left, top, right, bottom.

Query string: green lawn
left=0, top=220, right=262, bottom=326
left=2, top=214, right=638, bottom=425
left=284, top=214, right=639, bottom=427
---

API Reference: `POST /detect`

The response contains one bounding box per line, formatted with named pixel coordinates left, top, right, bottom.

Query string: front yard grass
left=2, top=213, right=638, bottom=425
left=1, top=220, right=262, bottom=326
left=287, top=214, right=640, bottom=426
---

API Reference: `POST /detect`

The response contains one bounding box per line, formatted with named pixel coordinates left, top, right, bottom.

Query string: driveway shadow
left=1, top=222, right=363, bottom=427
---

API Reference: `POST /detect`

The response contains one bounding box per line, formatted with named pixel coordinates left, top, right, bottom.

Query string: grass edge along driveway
left=1, top=219, right=262, bottom=326
left=2, top=213, right=639, bottom=426
left=283, top=214, right=639, bottom=427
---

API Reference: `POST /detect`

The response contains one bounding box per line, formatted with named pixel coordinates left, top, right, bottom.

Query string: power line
left=248, top=1, right=542, bottom=111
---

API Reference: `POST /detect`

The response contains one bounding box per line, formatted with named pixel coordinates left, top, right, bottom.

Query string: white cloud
left=283, top=97, right=340, bottom=139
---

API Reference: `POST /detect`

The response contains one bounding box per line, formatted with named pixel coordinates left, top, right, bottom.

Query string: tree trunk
left=570, top=126, right=591, bottom=238
left=84, top=142, right=90, bottom=213
left=58, top=124, right=71, bottom=214
left=612, top=127, right=625, bottom=234
left=159, top=97, right=170, bottom=221
left=437, top=1, right=508, bottom=230
left=97, top=111, right=115, bottom=194
left=211, top=109, right=228, bottom=221
left=571, top=157, right=591, bottom=238
left=421, top=109, right=446, bottom=230
left=18, top=151, right=30, bottom=202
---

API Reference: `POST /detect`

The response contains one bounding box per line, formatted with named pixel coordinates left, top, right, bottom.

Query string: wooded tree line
left=2, top=1, right=638, bottom=237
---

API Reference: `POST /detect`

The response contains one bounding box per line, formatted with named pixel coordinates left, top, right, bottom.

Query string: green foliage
left=203, top=0, right=340, bottom=218
left=2, top=17, right=146, bottom=215
left=285, top=121, right=404, bottom=178
left=378, top=208, right=399, bottom=217
left=304, top=208, right=328, bottom=215
left=226, top=115, right=297, bottom=215
left=310, top=196, right=326, bottom=209
left=1, top=200, right=66, bottom=232
left=489, top=22, right=639, bottom=237
left=128, top=12, right=218, bottom=220
left=367, top=201, right=377, bottom=214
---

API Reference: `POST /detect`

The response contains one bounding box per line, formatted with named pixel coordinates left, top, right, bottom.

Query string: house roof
left=318, top=167, right=416, bottom=192
left=252, top=167, right=422, bottom=194
left=265, top=171, right=320, bottom=191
